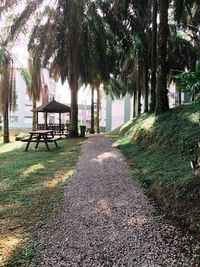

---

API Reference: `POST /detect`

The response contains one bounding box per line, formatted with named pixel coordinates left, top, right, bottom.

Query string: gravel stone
left=31, top=135, right=199, bottom=267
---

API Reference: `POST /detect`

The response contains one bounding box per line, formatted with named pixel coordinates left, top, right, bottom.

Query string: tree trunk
left=3, top=103, right=10, bottom=143
left=96, top=86, right=100, bottom=134
left=150, top=0, right=157, bottom=112
left=138, top=87, right=141, bottom=115
left=68, top=34, right=79, bottom=137
left=178, top=89, right=182, bottom=105
left=90, top=84, right=95, bottom=134
left=155, top=0, right=169, bottom=115
left=133, top=90, right=137, bottom=118
left=32, top=98, right=37, bottom=130
left=69, top=81, right=79, bottom=137
left=144, top=63, right=149, bottom=112
left=137, top=60, right=142, bottom=115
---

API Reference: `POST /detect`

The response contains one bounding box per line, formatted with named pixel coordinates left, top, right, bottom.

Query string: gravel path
left=32, top=135, right=199, bottom=267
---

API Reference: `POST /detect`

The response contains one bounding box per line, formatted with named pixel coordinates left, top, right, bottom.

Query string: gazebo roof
left=32, top=98, right=71, bottom=113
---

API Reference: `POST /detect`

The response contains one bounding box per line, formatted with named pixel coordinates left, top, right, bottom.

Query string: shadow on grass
left=0, top=138, right=84, bottom=266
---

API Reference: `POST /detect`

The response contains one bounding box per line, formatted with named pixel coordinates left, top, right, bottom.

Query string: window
left=24, top=116, right=33, bottom=119
left=24, top=116, right=32, bottom=124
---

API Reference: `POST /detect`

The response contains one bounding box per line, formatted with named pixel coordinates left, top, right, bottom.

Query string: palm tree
left=28, top=0, right=114, bottom=136
left=0, top=47, right=16, bottom=143
left=20, top=55, right=43, bottom=130
left=28, top=56, right=42, bottom=130
left=150, top=0, right=158, bottom=112
left=90, top=79, right=101, bottom=134
left=3, top=1, right=90, bottom=136
left=173, top=0, right=200, bottom=60
left=96, top=84, right=101, bottom=134
left=155, top=0, right=170, bottom=114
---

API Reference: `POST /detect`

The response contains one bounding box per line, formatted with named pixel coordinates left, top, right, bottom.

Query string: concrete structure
left=103, top=83, right=188, bottom=132
left=104, top=94, right=133, bottom=132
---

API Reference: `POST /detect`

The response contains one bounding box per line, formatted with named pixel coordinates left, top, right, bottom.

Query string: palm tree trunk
left=138, top=87, right=141, bottom=115
left=155, top=0, right=169, bottom=115
left=144, top=63, right=149, bottom=112
left=150, top=0, right=157, bottom=112
left=133, top=90, right=137, bottom=117
left=32, top=98, right=37, bottom=130
left=68, top=36, right=79, bottom=137
left=3, top=103, right=10, bottom=143
left=90, top=84, right=95, bottom=134
left=178, top=89, right=182, bottom=105
left=137, top=61, right=142, bottom=115
left=156, top=0, right=169, bottom=115
left=96, top=86, right=100, bottom=134
left=69, top=81, right=79, bottom=137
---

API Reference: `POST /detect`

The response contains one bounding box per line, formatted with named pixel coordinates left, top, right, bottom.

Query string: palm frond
left=0, top=0, right=23, bottom=18
left=4, top=0, right=46, bottom=46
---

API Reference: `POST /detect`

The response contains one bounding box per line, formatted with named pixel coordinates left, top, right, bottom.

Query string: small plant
left=174, top=60, right=200, bottom=101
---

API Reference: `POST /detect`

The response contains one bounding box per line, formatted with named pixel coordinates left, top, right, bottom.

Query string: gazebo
left=32, top=98, right=71, bottom=134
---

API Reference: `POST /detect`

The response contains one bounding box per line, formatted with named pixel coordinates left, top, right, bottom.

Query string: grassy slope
left=111, top=100, right=200, bottom=233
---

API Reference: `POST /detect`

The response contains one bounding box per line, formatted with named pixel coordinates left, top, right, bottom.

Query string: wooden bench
left=21, top=137, right=37, bottom=142
left=21, top=136, right=61, bottom=144
left=21, top=130, right=62, bottom=151
left=45, top=136, right=62, bottom=147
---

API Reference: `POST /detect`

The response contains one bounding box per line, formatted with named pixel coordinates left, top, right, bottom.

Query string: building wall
left=10, top=70, right=33, bottom=128
left=104, top=94, right=132, bottom=132
left=103, top=84, right=186, bottom=132
left=8, top=69, right=58, bottom=129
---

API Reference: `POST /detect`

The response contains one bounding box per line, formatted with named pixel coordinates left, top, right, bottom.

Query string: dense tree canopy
left=0, top=0, right=200, bottom=141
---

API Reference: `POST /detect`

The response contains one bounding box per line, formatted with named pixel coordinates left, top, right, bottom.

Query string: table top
left=29, top=130, right=53, bottom=134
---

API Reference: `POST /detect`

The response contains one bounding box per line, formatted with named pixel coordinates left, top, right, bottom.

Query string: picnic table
left=21, top=130, right=62, bottom=151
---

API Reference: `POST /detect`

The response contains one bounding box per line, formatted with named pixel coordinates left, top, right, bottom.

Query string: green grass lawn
left=0, top=138, right=84, bottom=266
left=110, top=100, right=200, bottom=234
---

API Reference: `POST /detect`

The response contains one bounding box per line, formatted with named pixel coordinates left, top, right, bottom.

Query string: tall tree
left=155, top=0, right=170, bottom=114
left=5, top=0, right=99, bottom=137
left=96, top=84, right=101, bottom=134
left=150, top=0, right=158, bottom=112
left=28, top=1, right=113, bottom=136
left=0, top=48, right=16, bottom=143
left=28, top=56, right=42, bottom=130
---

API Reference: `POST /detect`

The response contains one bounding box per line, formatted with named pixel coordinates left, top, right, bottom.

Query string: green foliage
left=174, top=60, right=200, bottom=100
left=20, top=68, right=32, bottom=87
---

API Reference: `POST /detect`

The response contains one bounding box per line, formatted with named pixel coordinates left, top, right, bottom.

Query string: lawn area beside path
left=0, top=138, right=84, bottom=266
